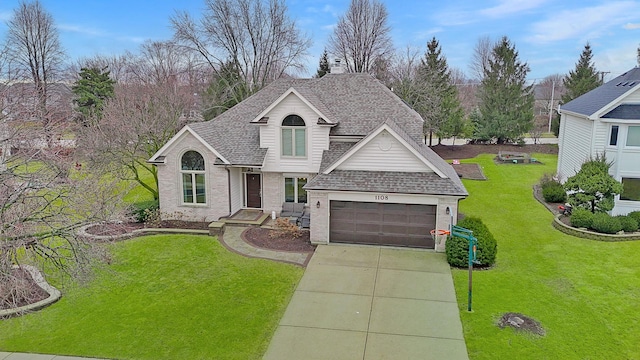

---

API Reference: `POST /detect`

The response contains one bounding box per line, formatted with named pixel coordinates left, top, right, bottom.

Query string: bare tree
left=327, top=0, right=393, bottom=74
left=80, top=82, right=198, bottom=201
left=70, top=54, right=133, bottom=83
left=450, top=67, right=479, bottom=115
left=171, top=0, right=311, bottom=93
left=1, top=121, right=126, bottom=311
left=469, top=36, right=494, bottom=81
left=4, top=0, right=66, bottom=142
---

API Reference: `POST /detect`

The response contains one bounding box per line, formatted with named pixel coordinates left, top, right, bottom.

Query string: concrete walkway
left=264, top=245, right=469, bottom=360
left=219, top=225, right=312, bottom=266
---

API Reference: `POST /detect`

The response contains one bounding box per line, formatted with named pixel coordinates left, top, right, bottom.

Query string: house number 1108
left=375, top=195, right=389, bottom=200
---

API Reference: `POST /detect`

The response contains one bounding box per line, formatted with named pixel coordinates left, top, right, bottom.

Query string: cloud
left=414, top=27, right=444, bottom=41
left=480, top=0, right=548, bottom=18
left=0, top=11, right=12, bottom=21
left=306, top=4, right=340, bottom=18
left=624, top=22, right=640, bottom=29
left=594, top=41, right=640, bottom=78
left=527, top=1, right=639, bottom=43
left=58, top=24, right=106, bottom=37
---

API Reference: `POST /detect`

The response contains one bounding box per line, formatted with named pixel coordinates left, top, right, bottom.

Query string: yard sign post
left=451, top=225, right=478, bottom=312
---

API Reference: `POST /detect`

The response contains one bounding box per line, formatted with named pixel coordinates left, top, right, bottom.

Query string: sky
left=0, top=0, right=639, bottom=83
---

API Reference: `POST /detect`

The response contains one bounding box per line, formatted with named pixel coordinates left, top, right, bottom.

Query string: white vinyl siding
left=557, top=114, right=594, bottom=181
left=229, top=167, right=243, bottom=214
left=623, top=88, right=640, bottom=102
left=259, top=93, right=329, bottom=173
left=592, top=120, right=609, bottom=150
left=337, top=130, right=432, bottom=172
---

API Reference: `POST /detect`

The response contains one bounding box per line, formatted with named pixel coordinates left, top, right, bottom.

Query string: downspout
left=225, top=166, right=232, bottom=217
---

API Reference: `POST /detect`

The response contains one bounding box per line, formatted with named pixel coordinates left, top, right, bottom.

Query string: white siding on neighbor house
left=229, top=167, right=243, bottom=214
left=260, top=93, right=329, bottom=173
left=592, top=120, right=609, bottom=153
left=336, top=130, right=432, bottom=172
left=557, top=114, right=594, bottom=181
left=156, top=131, right=230, bottom=222
left=622, top=88, right=640, bottom=103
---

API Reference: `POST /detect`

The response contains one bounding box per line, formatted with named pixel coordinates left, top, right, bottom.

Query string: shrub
left=132, top=200, right=159, bottom=223
left=615, top=215, right=639, bottom=233
left=446, top=217, right=497, bottom=268
left=542, top=182, right=567, bottom=203
left=570, top=208, right=594, bottom=228
left=590, top=213, right=622, bottom=234
left=628, top=211, right=640, bottom=224
left=269, top=217, right=302, bottom=239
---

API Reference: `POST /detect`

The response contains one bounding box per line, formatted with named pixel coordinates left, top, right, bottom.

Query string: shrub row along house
left=149, top=72, right=468, bottom=249
left=557, top=67, right=640, bottom=215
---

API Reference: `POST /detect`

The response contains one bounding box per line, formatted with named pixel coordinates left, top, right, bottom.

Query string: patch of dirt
left=431, top=144, right=558, bottom=160
left=498, top=312, right=546, bottom=336
left=242, top=227, right=316, bottom=252
left=0, top=268, right=49, bottom=310
left=452, top=163, right=486, bottom=180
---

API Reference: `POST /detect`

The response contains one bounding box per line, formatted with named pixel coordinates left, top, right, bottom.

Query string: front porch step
left=220, top=212, right=270, bottom=227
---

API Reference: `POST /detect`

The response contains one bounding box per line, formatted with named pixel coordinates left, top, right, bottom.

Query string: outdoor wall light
left=316, top=201, right=321, bottom=208
left=446, top=206, right=451, bottom=215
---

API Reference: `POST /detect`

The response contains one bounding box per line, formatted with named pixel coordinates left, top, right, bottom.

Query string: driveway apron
left=264, top=244, right=469, bottom=360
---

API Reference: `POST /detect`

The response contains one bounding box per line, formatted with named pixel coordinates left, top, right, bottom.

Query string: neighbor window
left=181, top=151, right=206, bottom=204
left=609, top=125, right=619, bottom=146
left=281, top=115, right=306, bottom=157
left=626, top=126, right=640, bottom=147
left=621, top=178, right=640, bottom=201
left=284, top=177, right=307, bottom=203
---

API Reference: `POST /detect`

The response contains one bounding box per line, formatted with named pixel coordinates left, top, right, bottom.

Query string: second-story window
left=281, top=115, right=306, bottom=157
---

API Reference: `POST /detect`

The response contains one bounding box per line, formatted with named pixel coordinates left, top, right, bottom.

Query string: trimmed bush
left=590, top=213, right=622, bottom=234
left=615, top=215, right=639, bottom=233
left=628, top=211, right=640, bottom=224
left=446, top=217, right=497, bottom=268
left=542, top=182, right=567, bottom=203
left=570, top=208, right=594, bottom=228
left=132, top=200, right=159, bottom=223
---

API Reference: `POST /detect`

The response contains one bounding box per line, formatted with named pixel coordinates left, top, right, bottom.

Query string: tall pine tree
left=72, top=66, right=115, bottom=126
left=562, top=43, right=602, bottom=104
left=476, top=36, right=533, bottom=144
left=316, top=49, right=330, bottom=78
left=416, top=37, right=464, bottom=146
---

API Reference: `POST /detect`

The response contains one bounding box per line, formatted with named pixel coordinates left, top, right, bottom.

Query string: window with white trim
left=281, top=115, right=306, bottom=157
left=284, top=177, right=307, bottom=203
left=181, top=151, right=206, bottom=204
left=609, top=125, right=619, bottom=146
left=626, top=126, right=640, bottom=147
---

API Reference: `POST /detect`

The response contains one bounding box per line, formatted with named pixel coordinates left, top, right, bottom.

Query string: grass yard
left=0, top=234, right=303, bottom=360
left=455, top=154, right=640, bottom=360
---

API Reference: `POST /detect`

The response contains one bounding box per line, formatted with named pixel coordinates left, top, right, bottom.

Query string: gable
left=335, top=130, right=432, bottom=172
left=149, top=126, right=228, bottom=164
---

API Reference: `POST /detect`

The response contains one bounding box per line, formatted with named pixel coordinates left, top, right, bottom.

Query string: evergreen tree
left=475, top=36, right=534, bottom=144
left=315, top=49, right=330, bottom=78
left=203, top=60, right=250, bottom=120
left=72, top=66, right=115, bottom=126
left=416, top=37, right=464, bottom=146
left=562, top=43, right=602, bottom=104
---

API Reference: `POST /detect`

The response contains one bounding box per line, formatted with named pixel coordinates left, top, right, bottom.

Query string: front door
left=246, top=174, right=262, bottom=208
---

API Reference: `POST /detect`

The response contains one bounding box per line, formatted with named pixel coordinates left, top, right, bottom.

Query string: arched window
left=180, top=151, right=206, bottom=204
left=281, top=115, right=306, bottom=157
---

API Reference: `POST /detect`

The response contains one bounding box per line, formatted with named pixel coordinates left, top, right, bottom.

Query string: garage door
left=330, top=201, right=436, bottom=248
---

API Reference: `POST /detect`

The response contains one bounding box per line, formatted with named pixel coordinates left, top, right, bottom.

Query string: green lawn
left=0, top=234, right=303, bottom=360
left=455, top=154, right=640, bottom=360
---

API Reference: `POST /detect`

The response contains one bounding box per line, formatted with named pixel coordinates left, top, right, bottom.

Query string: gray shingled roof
left=602, top=104, right=640, bottom=119
left=187, top=73, right=425, bottom=165
left=319, top=142, right=356, bottom=172
left=561, top=67, right=640, bottom=117
left=304, top=170, right=467, bottom=196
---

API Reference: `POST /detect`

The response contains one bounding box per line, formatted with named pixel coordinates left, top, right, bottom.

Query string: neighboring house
left=149, top=73, right=468, bottom=249
left=557, top=67, right=640, bottom=215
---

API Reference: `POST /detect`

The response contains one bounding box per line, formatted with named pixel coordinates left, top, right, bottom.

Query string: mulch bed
left=498, top=312, right=546, bottom=336
left=431, top=144, right=558, bottom=160
left=242, top=227, right=316, bottom=252
left=452, top=163, right=486, bottom=180
left=1, top=268, right=49, bottom=310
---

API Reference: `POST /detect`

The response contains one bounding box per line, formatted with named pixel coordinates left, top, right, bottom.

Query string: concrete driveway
left=264, top=245, right=469, bottom=360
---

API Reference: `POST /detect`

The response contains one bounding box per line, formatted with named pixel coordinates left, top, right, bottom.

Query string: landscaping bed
left=0, top=268, right=49, bottom=310
left=242, top=227, right=316, bottom=252
left=431, top=143, right=557, bottom=160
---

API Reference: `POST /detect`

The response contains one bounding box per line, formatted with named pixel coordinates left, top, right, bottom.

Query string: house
left=557, top=67, right=640, bottom=215
left=149, top=73, right=468, bottom=249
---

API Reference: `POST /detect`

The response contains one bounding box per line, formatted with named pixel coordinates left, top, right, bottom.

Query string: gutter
left=225, top=166, right=232, bottom=217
